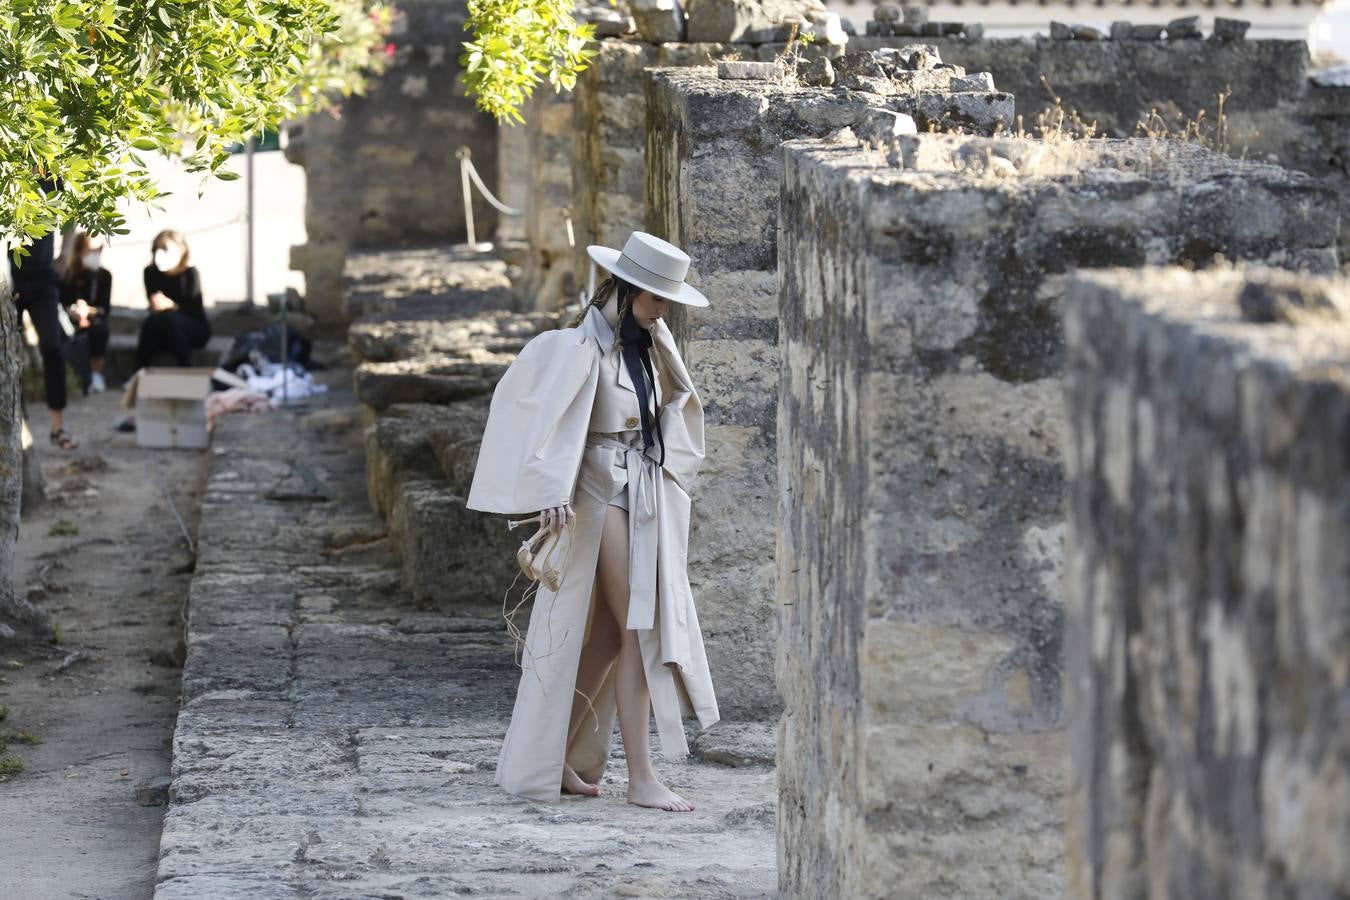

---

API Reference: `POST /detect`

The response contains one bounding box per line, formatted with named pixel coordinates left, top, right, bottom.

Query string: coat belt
left=586, top=434, right=661, bottom=632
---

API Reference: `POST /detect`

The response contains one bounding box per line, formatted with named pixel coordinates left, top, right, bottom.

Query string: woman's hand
left=540, top=504, right=575, bottom=535
left=71, top=299, right=91, bottom=328
left=148, top=291, right=175, bottom=312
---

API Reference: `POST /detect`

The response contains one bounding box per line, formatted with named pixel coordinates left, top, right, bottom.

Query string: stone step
left=348, top=306, right=556, bottom=364
left=364, top=401, right=490, bottom=517
left=353, top=350, right=513, bottom=412
left=342, top=245, right=521, bottom=321
left=364, top=401, right=520, bottom=606
left=389, top=478, right=520, bottom=608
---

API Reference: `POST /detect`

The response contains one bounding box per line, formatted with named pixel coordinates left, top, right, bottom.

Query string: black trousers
left=13, top=287, right=67, bottom=412
left=136, top=311, right=211, bottom=370
left=83, top=318, right=109, bottom=359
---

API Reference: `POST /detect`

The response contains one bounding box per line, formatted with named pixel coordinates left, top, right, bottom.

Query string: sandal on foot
left=50, top=428, right=79, bottom=450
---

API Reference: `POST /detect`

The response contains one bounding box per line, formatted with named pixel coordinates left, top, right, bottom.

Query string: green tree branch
left=0, top=0, right=393, bottom=249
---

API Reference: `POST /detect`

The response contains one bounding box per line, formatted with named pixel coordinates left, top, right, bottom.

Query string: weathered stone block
left=579, top=3, right=636, bottom=36
left=389, top=479, right=519, bottom=607
left=342, top=245, right=519, bottom=323
left=517, top=86, right=579, bottom=312
left=1063, top=267, right=1350, bottom=900
left=717, top=60, right=786, bottom=81
left=775, top=136, right=1338, bottom=900
left=874, top=3, right=901, bottom=23
left=684, top=0, right=826, bottom=43
left=644, top=64, right=1006, bottom=718
left=628, top=0, right=686, bottom=43
left=1166, top=15, right=1203, bottom=39
left=349, top=308, right=555, bottom=365
left=363, top=400, right=518, bottom=607
left=799, top=56, right=835, bottom=87
left=1213, top=17, right=1251, bottom=40
left=364, top=401, right=490, bottom=517
left=354, top=351, right=514, bottom=412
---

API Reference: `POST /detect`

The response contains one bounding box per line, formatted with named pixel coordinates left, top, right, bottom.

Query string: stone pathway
left=155, top=375, right=776, bottom=898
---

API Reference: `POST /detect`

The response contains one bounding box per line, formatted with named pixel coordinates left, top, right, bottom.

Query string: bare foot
left=561, top=764, right=600, bottom=796
left=627, top=778, right=694, bottom=812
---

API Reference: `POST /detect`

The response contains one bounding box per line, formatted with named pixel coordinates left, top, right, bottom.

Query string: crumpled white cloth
left=236, top=362, right=328, bottom=405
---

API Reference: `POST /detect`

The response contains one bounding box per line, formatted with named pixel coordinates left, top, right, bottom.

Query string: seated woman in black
left=137, top=229, right=211, bottom=370
left=60, top=231, right=113, bottom=394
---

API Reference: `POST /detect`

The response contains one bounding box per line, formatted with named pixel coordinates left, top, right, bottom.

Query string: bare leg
left=595, top=506, right=694, bottom=812
left=561, top=600, right=620, bottom=796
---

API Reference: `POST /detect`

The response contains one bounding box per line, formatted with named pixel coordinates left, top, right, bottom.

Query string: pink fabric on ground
left=205, top=389, right=275, bottom=431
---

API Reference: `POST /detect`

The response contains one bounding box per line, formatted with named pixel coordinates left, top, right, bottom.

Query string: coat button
left=625, top=416, right=640, bottom=429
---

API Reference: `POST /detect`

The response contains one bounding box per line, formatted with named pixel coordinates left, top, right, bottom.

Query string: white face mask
left=154, top=245, right=183, bottom=272
left=81, top=251, right=102, bottom=270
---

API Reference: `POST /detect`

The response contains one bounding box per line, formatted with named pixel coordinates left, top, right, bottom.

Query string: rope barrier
left=456, top=147, right=521, bottom=251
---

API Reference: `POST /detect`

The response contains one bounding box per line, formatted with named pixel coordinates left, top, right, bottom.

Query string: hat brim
left=587, top=246, right=709, bottom=308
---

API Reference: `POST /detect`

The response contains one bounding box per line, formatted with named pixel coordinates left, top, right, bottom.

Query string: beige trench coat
left=467, top=306, right=720, bottom=801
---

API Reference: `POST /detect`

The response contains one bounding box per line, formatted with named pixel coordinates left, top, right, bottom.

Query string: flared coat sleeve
left=466, top=327, right=600, bottom=515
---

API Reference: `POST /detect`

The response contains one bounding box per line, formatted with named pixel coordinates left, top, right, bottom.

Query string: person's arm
left=183, top=267, right=204, bottom=316
left=96, top=270, right=112, bottom=315
left=146, top=266, right=174, bottom=311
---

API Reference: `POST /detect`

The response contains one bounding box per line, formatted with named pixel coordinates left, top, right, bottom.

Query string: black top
left=9, top=231, right=58, bottom=303
left=143, top=265, right=206, bottom=322
left=60, top=268, right=113, bottom=316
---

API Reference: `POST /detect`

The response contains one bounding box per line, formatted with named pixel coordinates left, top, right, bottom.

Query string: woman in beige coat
left=468, top=232, right=719, bottom=811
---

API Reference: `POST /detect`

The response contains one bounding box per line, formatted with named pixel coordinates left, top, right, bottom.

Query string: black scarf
left=619, top=309, right=665, bottom=466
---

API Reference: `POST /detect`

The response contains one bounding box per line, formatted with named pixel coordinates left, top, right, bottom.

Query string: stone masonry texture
left=571, top=36, right=987, bottom=289
left=1062, top=267, right=1350, bottom=900
left=284, top=0, right=497, bottom=325
left=643, top=63, right=1008, bottom=718
left=774, top=136, right=1339, bottom=899
left=155, top=372, right=778, bottom=898
left=517, top=86, right=578, bottom=311
left=345, top=248, right=556, bottom=609
left=849, top=37, right=1350, bottom=252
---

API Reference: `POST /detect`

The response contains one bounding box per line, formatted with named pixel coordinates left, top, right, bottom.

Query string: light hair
left=569, top=275, right=636, bottom=347
left=151, top=228, right=190, bottom=275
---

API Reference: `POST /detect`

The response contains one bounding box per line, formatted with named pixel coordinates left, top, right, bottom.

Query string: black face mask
left=619, top=305, right=665, bottom=466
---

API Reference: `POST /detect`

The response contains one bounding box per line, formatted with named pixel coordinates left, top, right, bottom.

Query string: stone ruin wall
left=859, top=35, right=1350, bottom=248
left=565, top=30, right=1349, bottom=315
left=774, top=132, right=1338, bottom=898
left=1063, top=267, right=1350, bottom=900
left=643, top=60, right=1015, bottom=718
left=570, top=39, right=834, bottom=308
left=513, top=87, right=578, bottom=312
left=284, top=0, right=498, bottom=327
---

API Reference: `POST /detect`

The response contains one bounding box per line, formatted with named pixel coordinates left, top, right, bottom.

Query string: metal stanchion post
left=245, top=136, right=255, bottom=307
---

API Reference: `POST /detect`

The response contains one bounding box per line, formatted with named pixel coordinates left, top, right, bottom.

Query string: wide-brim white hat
left=587, top=231, right=709, bottom=308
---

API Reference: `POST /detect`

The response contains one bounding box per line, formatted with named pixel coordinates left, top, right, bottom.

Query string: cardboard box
left=121, top=368, right=214, bottom=449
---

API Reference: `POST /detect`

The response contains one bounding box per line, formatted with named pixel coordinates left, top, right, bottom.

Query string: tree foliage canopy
left=0, top=0, right=391, bottom=248
left=460, top=0, right=594, bottom=124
